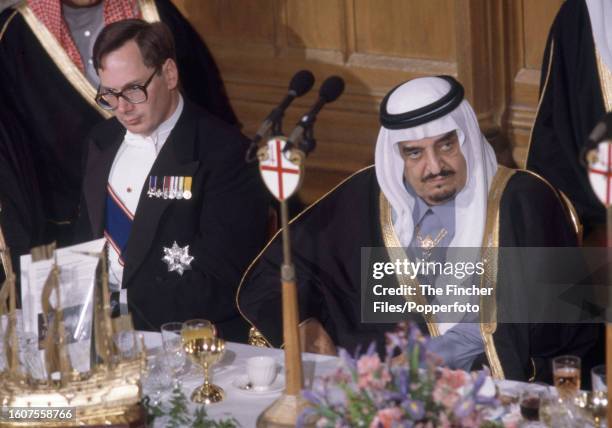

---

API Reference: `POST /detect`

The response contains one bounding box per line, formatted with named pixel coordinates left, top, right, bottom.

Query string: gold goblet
left=181, top=320, right=224, bottom=404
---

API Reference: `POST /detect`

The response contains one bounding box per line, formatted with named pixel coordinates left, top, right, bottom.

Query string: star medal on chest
left=162, top=241, right=194, bottom=276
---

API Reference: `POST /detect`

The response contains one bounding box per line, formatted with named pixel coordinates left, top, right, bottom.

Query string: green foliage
left=142, top=387, right=240, bottom=428
left=167, top=387, right=191, bottom=428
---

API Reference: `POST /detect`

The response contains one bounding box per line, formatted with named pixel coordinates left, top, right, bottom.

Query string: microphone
left=286, top=75, right=345, bottom=155
left=246, top=70, right=315, bottom=161
left=582, top=112, right=612, bottom=166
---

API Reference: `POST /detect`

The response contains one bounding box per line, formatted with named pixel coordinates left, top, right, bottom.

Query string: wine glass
left=181, top=319, right=225, bottom=404
left=161, top=322, right=186, bottom=388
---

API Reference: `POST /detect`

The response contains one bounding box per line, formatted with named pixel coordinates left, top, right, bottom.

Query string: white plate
left=231, top=374, right=284, bottom=395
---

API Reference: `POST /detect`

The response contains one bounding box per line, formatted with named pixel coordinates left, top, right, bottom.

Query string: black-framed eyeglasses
left=95, top=69, right=158, bottom=111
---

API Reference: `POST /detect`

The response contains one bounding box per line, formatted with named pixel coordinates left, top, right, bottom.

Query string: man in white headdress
left=237, top=76, right=599, bottom=383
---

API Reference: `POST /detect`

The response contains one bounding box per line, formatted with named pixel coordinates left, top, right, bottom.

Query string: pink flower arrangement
left=432, top=368, right=469, bottom=411
left=370, top=407, right=403, bottom=428
left=299, top=323, right=505, bottom=428
left=358, top=354, right=391, bottom=390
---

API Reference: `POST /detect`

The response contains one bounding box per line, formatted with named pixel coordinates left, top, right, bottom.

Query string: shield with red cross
left=258, top=137, right=304, bottom=201
left=587, top=141, right=612, bottom=206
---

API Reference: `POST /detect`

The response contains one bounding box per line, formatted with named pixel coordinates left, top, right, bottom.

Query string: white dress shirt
left=107, top=95, right=184, bottom=302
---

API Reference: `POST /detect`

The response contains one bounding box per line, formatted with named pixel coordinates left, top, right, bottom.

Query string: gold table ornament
left=0, top=233, right=147, bottom=427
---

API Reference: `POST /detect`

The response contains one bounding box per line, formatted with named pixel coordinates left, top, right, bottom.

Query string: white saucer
left=231, top=374, right=284, bottom=395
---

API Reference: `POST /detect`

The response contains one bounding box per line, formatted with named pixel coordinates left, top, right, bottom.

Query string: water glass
left=113, top=330, right=143, bottom=360
left=142, top=352, right=171, bottom=405
left=161, top=322, right=186, bottom=387
left=538, top=386, right=557, bottom=426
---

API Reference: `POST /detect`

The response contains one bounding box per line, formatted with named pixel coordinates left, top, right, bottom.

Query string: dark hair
left=93, top=19, right=176, bottom=72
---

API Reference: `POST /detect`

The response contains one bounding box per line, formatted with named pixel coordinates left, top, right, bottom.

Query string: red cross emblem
left=259, top=137, right=303, bottom=201
left=587, top=142, right=612, bottom=206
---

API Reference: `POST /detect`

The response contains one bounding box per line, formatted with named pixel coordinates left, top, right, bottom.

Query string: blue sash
left=104, top=184, right=133, bottom=266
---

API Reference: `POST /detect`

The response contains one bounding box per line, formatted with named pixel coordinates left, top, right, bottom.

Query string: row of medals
left=147, top=175, right=193, bottom=200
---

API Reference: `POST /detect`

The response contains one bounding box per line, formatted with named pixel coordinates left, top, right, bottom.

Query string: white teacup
left=246, top=356, right=278, bottom=391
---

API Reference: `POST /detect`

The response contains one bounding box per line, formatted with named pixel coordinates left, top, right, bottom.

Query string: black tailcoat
left=76, top=100, right=268, bottom=342
left=0, top=0, right=237, bottom=254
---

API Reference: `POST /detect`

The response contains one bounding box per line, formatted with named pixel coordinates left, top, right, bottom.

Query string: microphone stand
left=246, top=116, right=284, bottom=163
left=256, top=128, right=315, bottom=427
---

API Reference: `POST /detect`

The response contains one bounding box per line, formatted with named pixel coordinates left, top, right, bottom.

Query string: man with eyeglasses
left=74, top=19, right=269, bottom=341
left=0, top=0, right=237, bottom=285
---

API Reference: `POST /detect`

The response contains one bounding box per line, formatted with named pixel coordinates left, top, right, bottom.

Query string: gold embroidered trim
left=520, top=169, right=582, bottom=240
left=15, top=1, right=160, bottom=119
left=525, top=40, right=555, bottom=169
left=479, top=165, right=515, bottom=380
left=596, top=48, right=612, bottom=112
left=17, top=3, right=112, bottom=119
left=559, top=191, right=582, bottom=243
left=138, top=0, right=161, bottom=22
left=235, top=165, right=376, bottom=348
left=378, top=192, right=440, bottom=337
left=0, top=8, right=18, bottom=42
left=528, top=357, right=537, bottom=383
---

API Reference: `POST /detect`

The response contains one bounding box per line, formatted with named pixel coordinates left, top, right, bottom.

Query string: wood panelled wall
left=172, top=0, right=563, bottom=203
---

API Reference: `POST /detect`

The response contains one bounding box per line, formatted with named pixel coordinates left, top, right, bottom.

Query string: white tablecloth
left=141, top=332, right=592, bottom=428
left=140, top=332, right=340, bottom=427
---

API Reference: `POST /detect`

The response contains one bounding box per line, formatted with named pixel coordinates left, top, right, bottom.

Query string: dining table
left=140, top=332, right=601, bottom=428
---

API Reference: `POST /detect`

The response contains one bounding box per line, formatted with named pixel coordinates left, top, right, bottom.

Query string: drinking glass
left=520, top=385, right=541, bottom=421
left=161, top=322, right=186, bottom=388
left=553, top=355, right=581, bottom=401
left=142, top=352, right=171, bottom=406
left=591, top=365, right=606, bottom=392
left=590, top=365, right=607, bottom=427
left=538, top=385, right=558, bottom=426
left=112, top=330, right=143, bottom=360
left=181, top=319, right=224, bottom=404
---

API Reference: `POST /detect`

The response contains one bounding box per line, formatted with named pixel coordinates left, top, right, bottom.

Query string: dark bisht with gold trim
left=526, top=0, right=606, bottom=238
